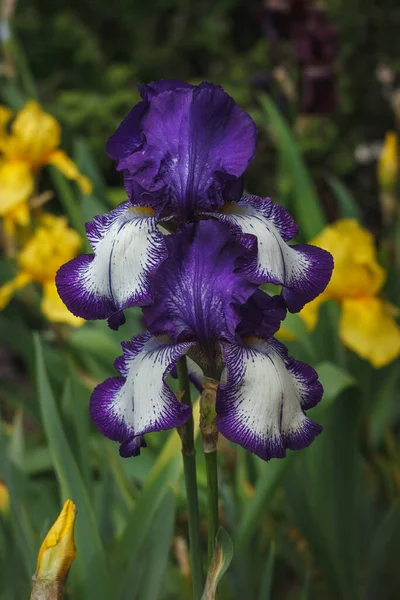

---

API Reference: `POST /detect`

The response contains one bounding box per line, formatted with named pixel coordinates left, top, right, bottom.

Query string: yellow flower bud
left=378, top=131, right=398, bottom=192
left=0, top=480, right=10, bottom=514
left=35, top=500, right=77, bottom=585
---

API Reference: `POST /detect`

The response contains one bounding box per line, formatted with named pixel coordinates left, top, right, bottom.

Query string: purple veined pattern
left=209, top=195, right=334, bottom=312
left=90, top=219, right=325, bottom=460
left=56, top=201, right=167, bottom=329
left=90, top=332, right=194, bottom=457
left=107, top=81, right=257, bottom=220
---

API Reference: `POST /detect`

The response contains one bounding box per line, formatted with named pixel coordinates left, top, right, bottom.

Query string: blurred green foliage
left=1, top=1, right=400, bottom=599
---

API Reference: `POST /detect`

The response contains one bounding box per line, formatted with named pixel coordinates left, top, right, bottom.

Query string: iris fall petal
left=217, top=337, right=323, bottom=460
left=90, top=332, right=193, bottom=456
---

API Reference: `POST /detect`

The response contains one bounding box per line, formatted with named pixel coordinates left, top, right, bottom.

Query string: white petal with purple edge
left=90, top=333, right=194, bottom=456
left=217, top=337, right=323, bottom=461
left=213, top=196, right=333, bottom=312
left=56, top=202, right=167, bottom=323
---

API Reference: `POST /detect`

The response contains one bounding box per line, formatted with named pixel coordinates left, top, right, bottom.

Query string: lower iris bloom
left=88, top=220, right=324, bottom=460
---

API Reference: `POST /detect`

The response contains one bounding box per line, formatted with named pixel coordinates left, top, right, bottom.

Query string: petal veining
left=56, top=202, right=167, bottom=328
left=90, top=332, right=193, bottom=456
left=217, top=337, right=323, bottom=461
left=108, top=82, right=257, bottom=220
left=213, top=195, right=333, bottom=312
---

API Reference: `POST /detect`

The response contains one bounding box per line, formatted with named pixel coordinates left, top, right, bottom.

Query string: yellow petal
left=48, top=149, right=93, bottom=195
left=276, top=325, right=296, bottom=342
left=7, top=101, right=61, bottom=167
left=340, top=297, right=400, bottom=368
left=0, top=272, right=31, bottom=310
left=0, top=105, right=13, bottom=144
left=18, top=214, right=82, bottom=283
left=0, top=161, right=34, bottom=217
left=41, top=281, right=84, bottom=327
left=36, top=499, right=77, bottom=584
left=298, top=292, right=328, bottom=331
left=0, top=480, right=10, bottom=514
left=378, top=131, right=398, bottom=192
left=311, top=219, right=385, bottom=299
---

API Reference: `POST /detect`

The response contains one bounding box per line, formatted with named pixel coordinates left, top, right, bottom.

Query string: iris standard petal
left=213, top=195, right=333, bottom=312
left=90, top=332, right=193, bottom=457
left=56, top=202, right=167, bottom=328
left=217, top=337, right=323, bottom=461
left=143, top=220, right=256, bottom=367
left=106, top=80, right=193, bottom=160
left=108, top=82, right=257, bottom=220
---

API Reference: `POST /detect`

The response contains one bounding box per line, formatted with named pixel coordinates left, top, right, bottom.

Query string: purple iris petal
left=90, top=332, right=193, bottom=456
left=56, top=201, right=167, bottom=327
left=143, top=220, right=257, bottom=369
left=107, top=81, right=257, bottom=220
left=211, top=195, right=333, bottom=312
left=217, top=337, right=323, bottom=461
left=238, top=289, right=287, bottom=340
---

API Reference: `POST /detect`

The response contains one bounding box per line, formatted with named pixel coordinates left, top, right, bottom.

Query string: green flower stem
left=177, top=357, right=203, bottom=600
left=204, top=450, right=219, bottom=562
left=199, top=378, right=220, bottom=564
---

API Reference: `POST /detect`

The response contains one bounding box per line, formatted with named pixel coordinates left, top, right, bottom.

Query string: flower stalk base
left=200, top=378, right=220, bottom=562
left=30, top=579, right=64, bottom=600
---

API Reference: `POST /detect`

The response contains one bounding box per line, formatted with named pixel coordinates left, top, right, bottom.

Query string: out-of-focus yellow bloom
left=0, top=480, right=10, bottom=514
left=300, top=219, right=400, bottom=368
left=0, top=214, right=84, bottom=327
left=0, top=101, right=92, bottom=235
left=340, top=298, right=400, bottom=368
left=378, top=131, right=398, bottom=192
left=35, top=499, right=77, bottom=584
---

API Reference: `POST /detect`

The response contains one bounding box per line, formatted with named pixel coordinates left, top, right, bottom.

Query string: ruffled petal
left=340, top=297, right=400, bottom=368
left=217, top=337, right=323, bottom=461
left=143, top=220, right=256, bottom=368
left=212, top=195, right=333, bottom=312
left=7, top=101, right=60, bottom=167
left=108, top=81, right=257, bottom=220
left=237, top=289, right=287, bottom=340
left=90, top=332, right=193, bottom=456
left=48, top=150, right=92, bottom=195
left=56, top=202, right=167, bottom=327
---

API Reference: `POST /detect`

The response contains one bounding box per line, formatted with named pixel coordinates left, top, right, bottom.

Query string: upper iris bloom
left=89, top=220, right=323, bottom=461
left=57, top=80, right=332, bottom=329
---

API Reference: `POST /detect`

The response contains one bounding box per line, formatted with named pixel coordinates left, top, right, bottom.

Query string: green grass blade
left=34, top=333, right=110, bottom=600
left=327, top=175, right=363, bottom=221
left=258, top=94, right=326, bottom=239
left=237, top=458, right=291, bottom=546
left=138, top=489, right=176, bottom=600
left=258, top=541, right=275, bottom=600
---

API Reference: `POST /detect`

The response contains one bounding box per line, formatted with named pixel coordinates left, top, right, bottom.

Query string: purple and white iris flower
left=56, top=79, right=333, bottom=461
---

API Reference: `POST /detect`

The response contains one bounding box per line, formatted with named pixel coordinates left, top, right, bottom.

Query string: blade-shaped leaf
left=328, top=175, right=363, bottom=221
left=258, top=94, right=326, bottom=239
left=34, top=333, right=110, bottom=600
left=202, top=527, right=234, bottom=600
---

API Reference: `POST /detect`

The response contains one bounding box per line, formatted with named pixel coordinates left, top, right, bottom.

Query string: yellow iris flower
left=34, top=499, right=77, bottom=588
left=0, top=480, right=10, bottom=514
left=378, top=131, right=398, bottom=193
left=0, top=214, right=84, bottom=327
left=300, top=219, right=400, bottom=368
left=0, top=101, right=92, bottom=236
